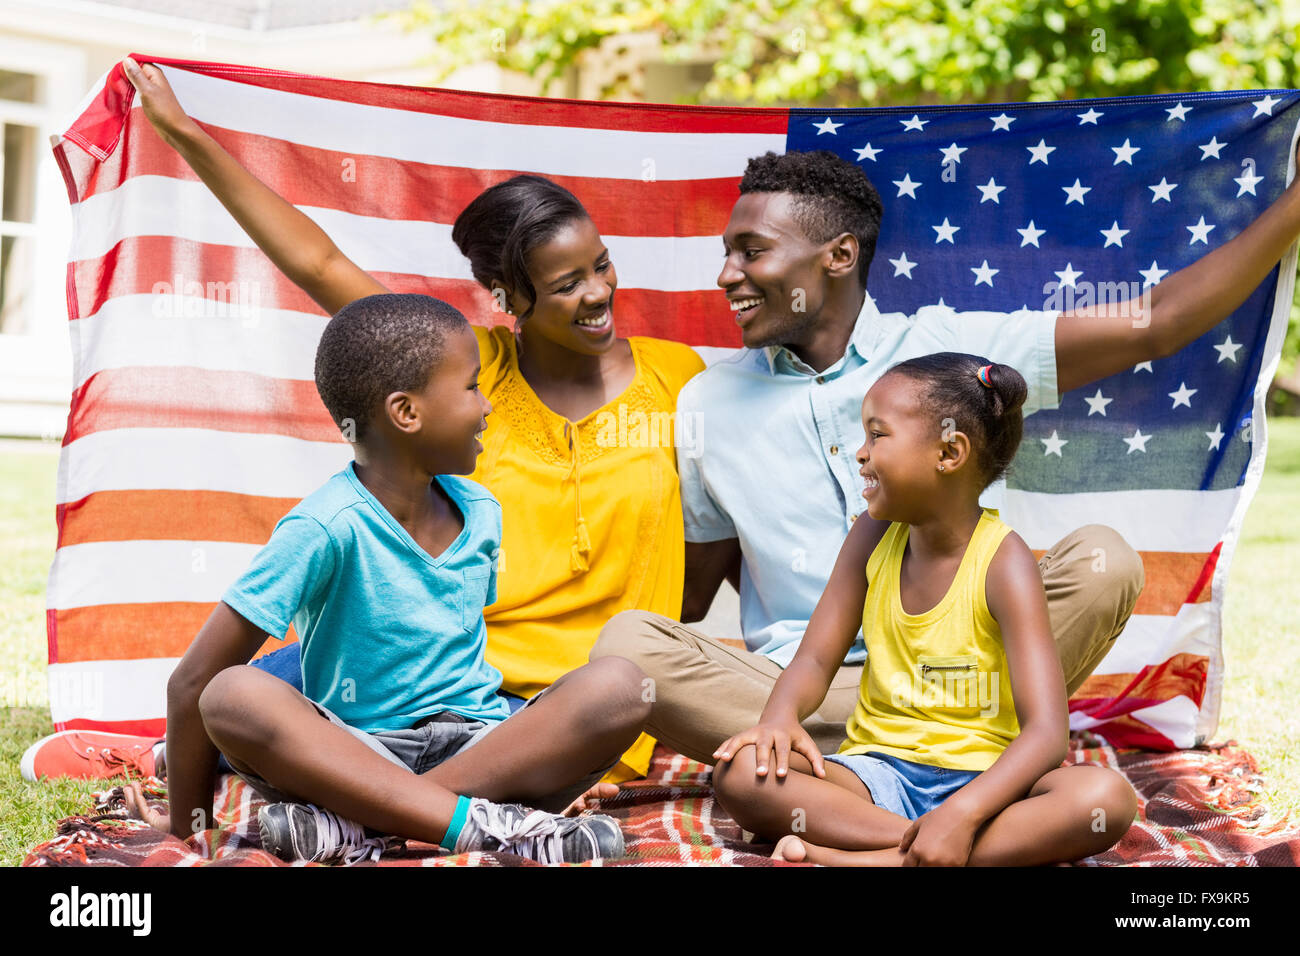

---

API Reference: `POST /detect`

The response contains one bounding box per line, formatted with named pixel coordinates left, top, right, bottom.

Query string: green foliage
left=388, top=0, right=1300, bottom=376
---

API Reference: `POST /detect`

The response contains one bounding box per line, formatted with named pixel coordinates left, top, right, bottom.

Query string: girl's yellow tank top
left=839, top=509, right=1021, bottom=772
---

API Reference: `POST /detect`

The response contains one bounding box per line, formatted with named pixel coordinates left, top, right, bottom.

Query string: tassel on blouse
left=565, top=422, right=593, bottom=574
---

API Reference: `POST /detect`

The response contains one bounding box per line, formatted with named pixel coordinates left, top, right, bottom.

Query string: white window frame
left=0, top=36, right=86, bottom=439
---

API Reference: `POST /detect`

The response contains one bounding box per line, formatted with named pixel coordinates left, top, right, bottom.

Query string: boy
left=134, top=293, right=649, bottom=864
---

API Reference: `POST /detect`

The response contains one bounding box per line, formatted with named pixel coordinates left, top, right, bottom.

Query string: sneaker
left=257, top=803, right=393, bottom=865
left=457, top=798, right=625, bottom=863
left=20, top=730, right=161, bottom=782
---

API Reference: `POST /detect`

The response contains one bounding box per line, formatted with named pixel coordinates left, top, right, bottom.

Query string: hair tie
left=977, top=365, right=994, bottom=388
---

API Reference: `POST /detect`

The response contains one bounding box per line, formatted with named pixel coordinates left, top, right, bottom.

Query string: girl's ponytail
left=885, top=353, right=1029, bottom=489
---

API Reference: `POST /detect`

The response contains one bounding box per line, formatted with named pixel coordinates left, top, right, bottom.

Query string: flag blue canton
left=786, top=92, right=1300, bottom=493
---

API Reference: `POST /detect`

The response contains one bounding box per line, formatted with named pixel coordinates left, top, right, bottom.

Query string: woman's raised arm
left=123, top=57, right=387, bottom=315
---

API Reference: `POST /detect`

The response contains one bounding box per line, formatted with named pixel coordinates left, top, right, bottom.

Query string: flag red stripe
left=56, top=490, right=301, bottom=548
left=72, top=236, right=742, bottom=345
left=125, top=55, right=794, bottom=135
left=65, top=367, right=341, bottom=445
left=52, top=602, right=293, bottom=663
left=67, top=58, right=789, bottom=163
left=58, top=717, right=168, bottom=737
left=1069, top=652, right=1209, bottom=712
left=93, top=113, right=748, bottom=239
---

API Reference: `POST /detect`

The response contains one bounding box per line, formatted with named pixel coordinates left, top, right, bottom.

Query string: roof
left=76, top=0, right=419, bottom=32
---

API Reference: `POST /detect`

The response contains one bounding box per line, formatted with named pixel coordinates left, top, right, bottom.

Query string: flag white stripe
left=1003, top=487, right=1236, bottom=553
left=71, top=176, right=729, bottom=292
left=71, top=294, right=326, bottom=389
left=1088, top=603, right=1216, bottom=675
left=71, top=294, right=714, bottom=388
left=58, top=428, right=352, bottom=504
left=49, top=539, right=261, bottom=610
left=163, top=66, right=787, bottom=181
left=56, top=429, right=1244, bottom=554
left=47, top=658, right=180, bottom=724
left=1069, top=694, right=1200, bottom=748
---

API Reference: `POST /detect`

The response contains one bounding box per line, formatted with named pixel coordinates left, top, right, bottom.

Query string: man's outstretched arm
left=1055, top=147, right=1300, bottom=394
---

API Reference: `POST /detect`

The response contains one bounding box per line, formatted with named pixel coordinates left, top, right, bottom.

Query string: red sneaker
left=20, top=730, right=161, bottom=782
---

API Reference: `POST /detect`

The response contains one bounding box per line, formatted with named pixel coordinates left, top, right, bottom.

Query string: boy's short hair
left=314, top=293, right=469, bottom=443
left=738, top=149, right=884, bottom=288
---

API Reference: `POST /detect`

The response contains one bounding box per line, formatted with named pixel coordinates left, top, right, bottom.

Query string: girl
left=711, top=352, right=1137, bottom=866
left=119, top=58, right=704, bottom=787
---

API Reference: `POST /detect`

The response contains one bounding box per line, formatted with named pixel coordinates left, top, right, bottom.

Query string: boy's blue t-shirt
left=221, top=462, right=511, bottom=733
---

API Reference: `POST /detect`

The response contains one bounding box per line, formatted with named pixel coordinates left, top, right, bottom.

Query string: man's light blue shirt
left=677, top=292, right=1059, bottom=667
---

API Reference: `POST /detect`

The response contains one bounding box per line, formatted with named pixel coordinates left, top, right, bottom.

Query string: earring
left=937, top=464, right=945, bottom=472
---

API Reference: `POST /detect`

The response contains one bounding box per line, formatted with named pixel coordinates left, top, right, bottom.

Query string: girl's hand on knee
left=714, top=722, right=824, bottom=779
left=899, top=804, right=977, bottom=867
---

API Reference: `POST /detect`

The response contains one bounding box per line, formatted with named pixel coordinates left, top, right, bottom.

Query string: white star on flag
left=1041, top=430, right=1068, bottom=456
left=1214, top=336, right=1243, bottom=363
left=1027, top=139, right=1056, bottom=164
left=1169, top=382, right=1198, bottom=408
left=1111, top=139, right=1140, bottom=164
left=893, top=173, right=921, bottom=198
left=1063, top=179, right=1091, bottom=204
left=1124, top=428, right=1152, bottom=453
left=1199, top=136, right=1226, bottom=160
left=1149, top=178, right=1178, bottom=202
left=1077, top=108, right=1103, bottom=125
left=1017, top=221, right=1046, bottom=247
left=1084, top=389, right=1113, bottom=416
left=814, top=117, right=843, bottom=135
left=1235, top=167, right=1264, bottom=197
left=1139, top=261, right=1169, bottom=286
left=939, top=142, right=968, bottom=164
left=901, top=114, right=928, bottom=131
left=1187, top=216, right=1215, bottom=244
left=1055, top=263, right=1083, bottom=287
left=990, top=113, right=1014, bottom=131
left=854, top=143, right=881, bottom=162
left=971, top=260, right=999, bottom=286
left=889, top=251, right=916, bottom=278
left=977, top=177, right=1006, bottom=203
left=1206, top=423, right=1225, bottom=451
left=1252, top=94, right=1280, bottom=117
left=1133, top=361, right=1154, bottom=373
left=1100, top=221, right=1130, bottom=248
left=1166, top=102, right=1191, bottom=121
left=932, top=218, right=960, bottom=243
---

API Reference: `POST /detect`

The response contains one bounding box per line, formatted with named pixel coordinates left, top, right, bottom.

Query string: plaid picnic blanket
left=23, top=735, right=1299, bottom=867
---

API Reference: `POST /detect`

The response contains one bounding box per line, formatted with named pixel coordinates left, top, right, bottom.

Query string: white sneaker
left=257, top=803, right=394, bottom=865
left=456, top=798, right=625, bottom=863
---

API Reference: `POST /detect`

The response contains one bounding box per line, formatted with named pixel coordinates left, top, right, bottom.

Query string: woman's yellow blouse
left=470, top=325, right=705, bottom=778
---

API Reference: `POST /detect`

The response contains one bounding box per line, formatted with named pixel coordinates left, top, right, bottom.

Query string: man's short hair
left=314, top=293, right=468, bottom=443
left=738, top=150, right=884, bottom=287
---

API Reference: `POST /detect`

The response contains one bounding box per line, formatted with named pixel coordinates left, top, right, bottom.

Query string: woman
left=124, top=58, right=704, bottom=783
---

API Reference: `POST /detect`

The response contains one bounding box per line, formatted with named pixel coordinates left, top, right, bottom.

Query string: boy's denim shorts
left=233, top=685, right=601, bottom=814
left=824, top=751, right=981, bottom=820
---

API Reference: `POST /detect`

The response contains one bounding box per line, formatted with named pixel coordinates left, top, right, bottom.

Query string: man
left=592, top=147, right=1299, bottom=763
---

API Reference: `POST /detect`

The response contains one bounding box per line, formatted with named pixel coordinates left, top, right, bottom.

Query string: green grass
left=3, top=425, right=1299, bottom=866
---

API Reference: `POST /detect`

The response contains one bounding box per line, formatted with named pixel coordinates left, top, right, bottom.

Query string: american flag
left=49, top=56, right=1297, bottom=749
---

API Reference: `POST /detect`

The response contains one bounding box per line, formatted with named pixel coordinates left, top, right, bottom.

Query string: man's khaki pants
left=591, top=525, right=1144, bottom=765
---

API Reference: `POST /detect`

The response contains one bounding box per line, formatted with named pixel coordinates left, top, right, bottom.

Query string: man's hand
left=123, top=780, right=172, bottom=834
left=713, top=720, right=825, bottom=779
left=122, top=57, right=197, bottom=146
left=562, top=781, right=620, bottom=816
left=897, top=803, right=979, bottom=866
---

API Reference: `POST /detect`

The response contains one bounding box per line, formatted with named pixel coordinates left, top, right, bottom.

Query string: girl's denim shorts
left=825, top=751, right=981, bottom=820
